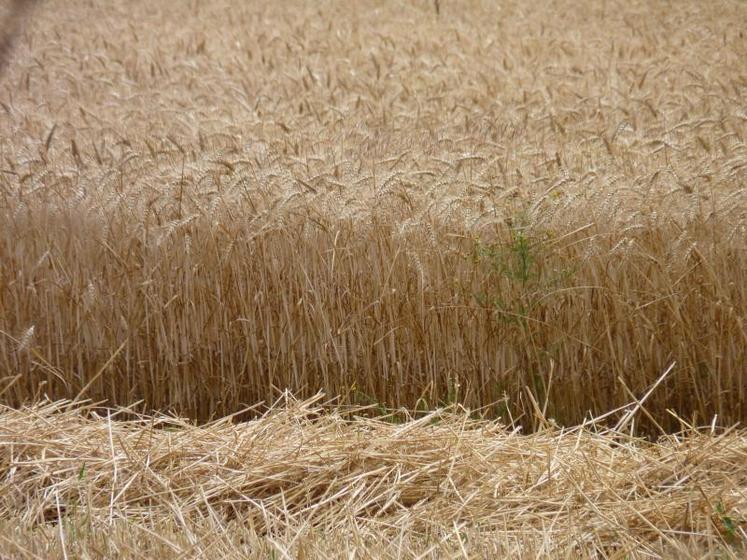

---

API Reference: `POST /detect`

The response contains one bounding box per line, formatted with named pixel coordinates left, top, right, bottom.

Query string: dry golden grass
left=0, top=0, right=746, bottom=555
left=1, top=0, right=746, bottom=426
left=1, top=396, right=746, bottom=559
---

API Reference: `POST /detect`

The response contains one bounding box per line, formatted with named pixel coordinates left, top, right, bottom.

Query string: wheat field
left=0, top=0, right=746, bottom=557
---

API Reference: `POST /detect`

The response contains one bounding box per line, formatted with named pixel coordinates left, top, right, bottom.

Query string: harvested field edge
left=0, top=395, right=746, bottom=559
left=1, top=0, right=746, bottom=557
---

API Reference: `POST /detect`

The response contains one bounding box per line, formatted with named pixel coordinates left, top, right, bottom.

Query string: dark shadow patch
left=0, top=0, right=39, bottom=77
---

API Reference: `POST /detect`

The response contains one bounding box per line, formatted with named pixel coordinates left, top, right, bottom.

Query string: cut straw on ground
left=1, top=395, right=745, bottom=559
